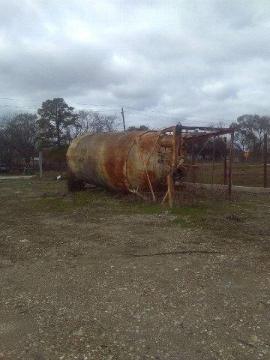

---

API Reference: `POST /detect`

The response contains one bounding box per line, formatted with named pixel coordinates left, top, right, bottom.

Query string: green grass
left=1, top=175, right=268, bottom=243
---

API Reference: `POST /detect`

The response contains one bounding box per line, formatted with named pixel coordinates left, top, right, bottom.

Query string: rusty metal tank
left=66, top=131, right=174, bottom=192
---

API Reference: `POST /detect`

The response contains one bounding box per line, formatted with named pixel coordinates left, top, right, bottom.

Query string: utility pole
left=121, top=107, right=126, bottom=131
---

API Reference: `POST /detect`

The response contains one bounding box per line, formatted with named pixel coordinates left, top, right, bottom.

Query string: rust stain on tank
left=66, top=130, right=174, bottom=192
left=66, top=125, right=234, bottom=196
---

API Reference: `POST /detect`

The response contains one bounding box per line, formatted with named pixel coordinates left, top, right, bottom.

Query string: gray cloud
left=0, top=0, right=270, bottom=127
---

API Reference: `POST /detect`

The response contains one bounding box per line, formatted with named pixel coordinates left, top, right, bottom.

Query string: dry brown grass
left=185, top=161, right=268, bottom=187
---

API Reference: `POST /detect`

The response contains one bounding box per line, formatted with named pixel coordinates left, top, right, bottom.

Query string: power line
left=0, top=97, right=17, bottom=101
left=0, top=100, right=230, bottom=126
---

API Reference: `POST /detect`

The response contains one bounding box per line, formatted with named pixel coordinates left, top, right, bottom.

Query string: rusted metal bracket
left=161, top=124, right=235, bottom=207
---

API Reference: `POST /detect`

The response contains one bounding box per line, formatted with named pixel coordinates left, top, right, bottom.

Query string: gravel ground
left=0, top=178, right=270, bottom=360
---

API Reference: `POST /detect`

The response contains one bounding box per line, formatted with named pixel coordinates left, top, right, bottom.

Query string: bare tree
left=0, top=113, right=37, bottom=167
left=231, top=114, right=270, bottom=158
left=76, top=110, right=118, bottom=135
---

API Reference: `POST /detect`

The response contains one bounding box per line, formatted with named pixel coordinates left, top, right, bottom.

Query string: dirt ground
left=0, top=177, right=270, bottom=360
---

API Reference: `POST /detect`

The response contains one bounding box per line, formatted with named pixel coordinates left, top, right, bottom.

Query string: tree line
left=0, top=98, right=150, bottom=169
left=0, top=98, right=121, bottom=169
left=187, top=115, right=270, bottom=161
left=0, top=97, right=269, bottom=169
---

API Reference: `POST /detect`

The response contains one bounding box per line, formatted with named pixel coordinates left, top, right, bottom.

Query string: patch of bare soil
left=0, top=179, right=270, bottom=359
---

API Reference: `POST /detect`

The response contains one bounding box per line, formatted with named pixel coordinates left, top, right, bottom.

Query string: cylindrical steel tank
left=66, top=131, right=174, bottom=192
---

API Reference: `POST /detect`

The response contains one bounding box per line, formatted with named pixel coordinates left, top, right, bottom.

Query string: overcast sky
left=1, top=0, right=270, bottom=128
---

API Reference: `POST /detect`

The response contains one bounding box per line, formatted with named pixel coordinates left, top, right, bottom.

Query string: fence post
left=191, top=141, right=196, bottom=183
left=223, top=137, right=227, bottom=185
left=228, top=131, right=234, bottom=198
left=264, top=133, right=268, bottom=188
left=39, top=151, right=43, bottom=178
left=211, top=136, right=216, bottom=186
